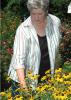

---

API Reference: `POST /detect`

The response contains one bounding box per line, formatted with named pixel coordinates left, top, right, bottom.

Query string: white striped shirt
left=8, top=14, right=61, bottom=87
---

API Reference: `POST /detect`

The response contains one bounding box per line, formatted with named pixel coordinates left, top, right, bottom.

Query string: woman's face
left=30, top=8, right=46, bottom=25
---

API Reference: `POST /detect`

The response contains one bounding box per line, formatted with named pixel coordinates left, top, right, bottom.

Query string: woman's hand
left=20, top=80, right=27, bottom=89
left=16, top=68, right=28, bottom=90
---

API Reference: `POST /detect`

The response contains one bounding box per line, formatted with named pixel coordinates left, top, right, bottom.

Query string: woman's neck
left=33, top=19, right=47, bottom=36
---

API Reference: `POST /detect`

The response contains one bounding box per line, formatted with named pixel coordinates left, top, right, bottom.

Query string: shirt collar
left=23, top=16, right=33, bottom=27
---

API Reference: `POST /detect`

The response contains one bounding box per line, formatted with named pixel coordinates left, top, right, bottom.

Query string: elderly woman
left=8, top=0, right=61, bottom=96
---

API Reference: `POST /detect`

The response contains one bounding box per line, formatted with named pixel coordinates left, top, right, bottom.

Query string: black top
left=37, top=34, right=50, bottom=81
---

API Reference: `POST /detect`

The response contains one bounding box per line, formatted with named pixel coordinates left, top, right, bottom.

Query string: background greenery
left=1, top=0, right=71, bottom=91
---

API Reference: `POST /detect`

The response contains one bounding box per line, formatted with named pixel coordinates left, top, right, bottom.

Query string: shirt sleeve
left=58, top=18, right=62, bottom=42
left=55, top=17, right=62, bottom=43
left=10, top=25, right=29, bottom=69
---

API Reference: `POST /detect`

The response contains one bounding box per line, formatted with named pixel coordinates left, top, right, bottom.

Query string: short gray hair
left=27, top=0, right=49, bottom=15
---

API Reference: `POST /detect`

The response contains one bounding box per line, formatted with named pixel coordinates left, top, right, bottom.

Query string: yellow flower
left=27, top=70, right=40, bottom=80
left=15, top=98, right=23, bottom=100
left=52, top=93, right=60, bottom=99
left=27, top=73, right=33, bottom=78
left=36, top=86, right=41, bottom=91
left=0, top=92, right=6, bottom=96
left=48, top=86, right=55, bottom=91
left=29, top=96, right=34, bottom=100
left=36, top=85, right=49, bottom=93
left=45, top=69, right=50, bottom=74
left=8, top=97, right=13, bottom=100
left=43, top=85, right=49, bottom=89
left=40, top=86, right=47, bottom=92
left=68, top=86, right=71, bottom=91
left=50, top=77, right=54, bottom=82
left=56, top=77, right=63, bottom=82
left=54, top=74, right=61, bottom=78
left=55, top=68, right=62, bottom=73
left=69, top=72, right=71, bottom=76
left=6, top=92, right=11, bottom=99
left=53, top=93, right=67, bottom=100
left=63, top=73, right=71, bottom=79
left=53, top=88, right=60, bottom=94
left=41, top=76, right=47, bottom=81
left=27, top=70, right=33, bottom=77
left=64, top=81, right=71, bottom=85
left=15, top=96, right=23, bottom=100
left=59, top=94, right=68, bottom=100
left=30, top=74, right=40, bottom=80
left=27, top=70, right=33, bottom=74
left=46, top=74, right=51, bottom=78
left=15, top=95, right=20, bottom=98
left=65, top=89, right=71, bottom=95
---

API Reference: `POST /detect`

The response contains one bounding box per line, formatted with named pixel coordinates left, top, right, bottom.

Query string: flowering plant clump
left=1, top=11, right=22, bottom=90
left=0, top=67, right=71, bottom=100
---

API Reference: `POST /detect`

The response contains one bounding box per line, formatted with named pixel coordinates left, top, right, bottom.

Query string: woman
left=8, top=0, right=61, bottom=96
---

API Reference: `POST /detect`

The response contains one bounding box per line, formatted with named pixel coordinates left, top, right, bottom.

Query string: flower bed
left=0, top=67, right=71, bottom=100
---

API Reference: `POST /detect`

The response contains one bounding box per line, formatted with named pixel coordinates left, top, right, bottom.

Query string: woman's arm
left=16, top=68, right=27, bottom=88
left=12, top=25, right=29, bottom=88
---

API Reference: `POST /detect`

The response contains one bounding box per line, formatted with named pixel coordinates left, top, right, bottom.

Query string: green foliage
left=59, top=29, right=71, bottom=63
left=1, top=11, right=22, bottom=90
left=6, top=0, right=22, bottom=9
left=50, top=0, right=71, bottom=18
left=51, top=0, right=70, bottom=6
left=1, top=11, right=22, bottom=73
left=2, top=0, right=71, bottom=19
left=0, top=68, right=71, bottom=100
left=63, top=61, right=71, bottom=72
left=4, top=0, right=29, bottom=19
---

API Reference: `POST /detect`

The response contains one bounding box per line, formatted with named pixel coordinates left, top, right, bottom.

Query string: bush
left=1, top=11, right=22, bottom=90
left=1, top=0, right=71, bottom=20
left=0, top=68, right=71, bottom=100
left=1, top=11, right=22, bottom=72
left=50, top=0, right=71, bottom=19
left=3, top=0, right=29, bottom=20
left=60, top=25, right=71, bottom=63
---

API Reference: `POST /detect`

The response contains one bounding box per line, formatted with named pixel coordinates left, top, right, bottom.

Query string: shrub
left=50, top=0, right=71, bottom=19
left=1, top=11, right=22, bottom=90
left=60, top=25, right=71, bottom=63
left=2, top=0, right=71, bottom=20
left=0, top=67, right=71, bottom=100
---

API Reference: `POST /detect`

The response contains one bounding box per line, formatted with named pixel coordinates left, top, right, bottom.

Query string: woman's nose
left=35, top=15, right=40, bottom=21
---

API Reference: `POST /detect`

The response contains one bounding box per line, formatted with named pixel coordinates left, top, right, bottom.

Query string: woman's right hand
left=16, top=68, right=28, bottom=90
left=20, top=81, right=27, bottom=89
